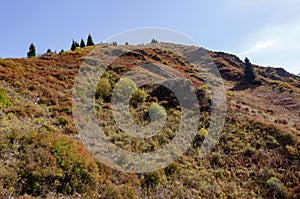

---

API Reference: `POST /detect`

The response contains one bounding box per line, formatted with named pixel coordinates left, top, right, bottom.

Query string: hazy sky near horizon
left=1, top=0, right=300, bottom=74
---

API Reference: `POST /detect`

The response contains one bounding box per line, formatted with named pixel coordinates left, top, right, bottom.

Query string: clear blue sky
left=1, top=0, right=300, bottom=74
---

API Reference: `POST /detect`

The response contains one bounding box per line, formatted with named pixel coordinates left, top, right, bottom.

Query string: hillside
left=0, top=43, right=299, bottom=198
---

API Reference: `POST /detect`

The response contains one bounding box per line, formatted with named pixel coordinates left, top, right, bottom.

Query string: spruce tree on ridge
left=27, top=43, right=36, bottom=57
left=87, top=34, right=95, bottom=46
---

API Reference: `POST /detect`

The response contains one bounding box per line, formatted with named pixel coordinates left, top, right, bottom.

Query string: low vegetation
left=0, top=43, right=299, bottom=198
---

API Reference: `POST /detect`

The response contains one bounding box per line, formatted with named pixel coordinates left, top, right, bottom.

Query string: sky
left=1, top=0, right=300, bottom=74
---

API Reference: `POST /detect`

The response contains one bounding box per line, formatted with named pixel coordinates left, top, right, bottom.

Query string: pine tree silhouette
left=244, top=57, right=256, bottom=83
left=27, top=43, right=36, bottom=57
left=151, top=38, right=158, bottom=43
left=80, top=39, right=86, bottom=48
left=87, top=34, right=95, bottom=46
left=71, top=40, right=79, bottom=51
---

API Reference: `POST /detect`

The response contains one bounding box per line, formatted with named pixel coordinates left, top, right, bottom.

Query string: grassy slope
left=0, top=44, right=299, bottom=198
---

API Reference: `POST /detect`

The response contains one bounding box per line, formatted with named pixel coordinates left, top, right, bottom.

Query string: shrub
left=275, top=131, right=296, bottom=146
left=2, top=131, right=100, bottom=197
left=165, top=162, right=180, bottom=176
left=17, top=147, right=57, bottom=196
left=266, top=177, right=288, bottom=198
left=50, top=136, right=100, bottom=195
left=199, top=84, right=208, bottom=91
left=142, top=172, right=160, bottom=189
left=131, top=89, right=147, bottom=103
left=57, top=116, right=69, bottom=127
left=0, top=87, right=11, bottom=108
left=258, top=168, right=276, bottom=182
left=62, top=106, right=72, bottom=115
left=95, top=78, right=112, bottom=101
left=149, top=103, right=166, bottom=121
left=0, top=165, right=18, bottom=195
left=285, top=145, right=299, bottom=158
left=193, top=128, right=208, bottom=148
left=113, top=78, right=137, bottom=101
left=266, top=135, right=280, bottom=148
left=199, top=128, right=208, bottom=136
left=243, top=146, right=255, bottom=157
left=210, top=153, right=223, bottom=167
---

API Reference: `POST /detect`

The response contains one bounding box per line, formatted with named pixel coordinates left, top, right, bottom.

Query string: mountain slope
left=0, top=43, right=299, bottom=198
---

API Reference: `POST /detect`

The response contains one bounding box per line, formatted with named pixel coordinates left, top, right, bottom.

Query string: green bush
left=57, top=116, right=69, bottom=127
left=95, top=78, right=112, bottom=101
left=210, top=153, right=223, bottom=167
left=62, top=106, right=72, bottom=115
left=165, top=162, right=180, bottom=176
left=50, top=136, right=100, bottom=195
left=131, top=89, right=147, bottom=103
left=149, top=103, right=166, bottom=121
left=0, top=131, right=100, bottom=197
left=142, top=172, right=160, bottom=189
left=266, top=135, right=280, bottom=148
left=266, top=177, right=288, bottom=199
left=193, top=128, right=208, bottom=148
left=285, top=145, right=299, bottom=158
left=113, top=78, right=137, bottom=101
left=17, top=146, right=57, bottom=196
left=0, top=87, right=11, bottom=108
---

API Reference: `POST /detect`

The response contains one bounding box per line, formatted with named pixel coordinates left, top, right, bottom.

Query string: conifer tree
left=80, top=39, right=86, bottom=48
left=27, top=43, right=36, bottom=57
left=151, top=38, right=158, bottom=43
left=243, top=57, right=256, bottom=83
left=71, top=40, right=76, bottom=51
left=71, top=40, right=79, bottom=51
left=86, top=34, right=95, bottom=46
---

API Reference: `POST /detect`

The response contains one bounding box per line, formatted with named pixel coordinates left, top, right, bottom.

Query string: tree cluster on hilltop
left=26, top=34, right=96, bottom=56
left=71, top=34, right=95, bottom=51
